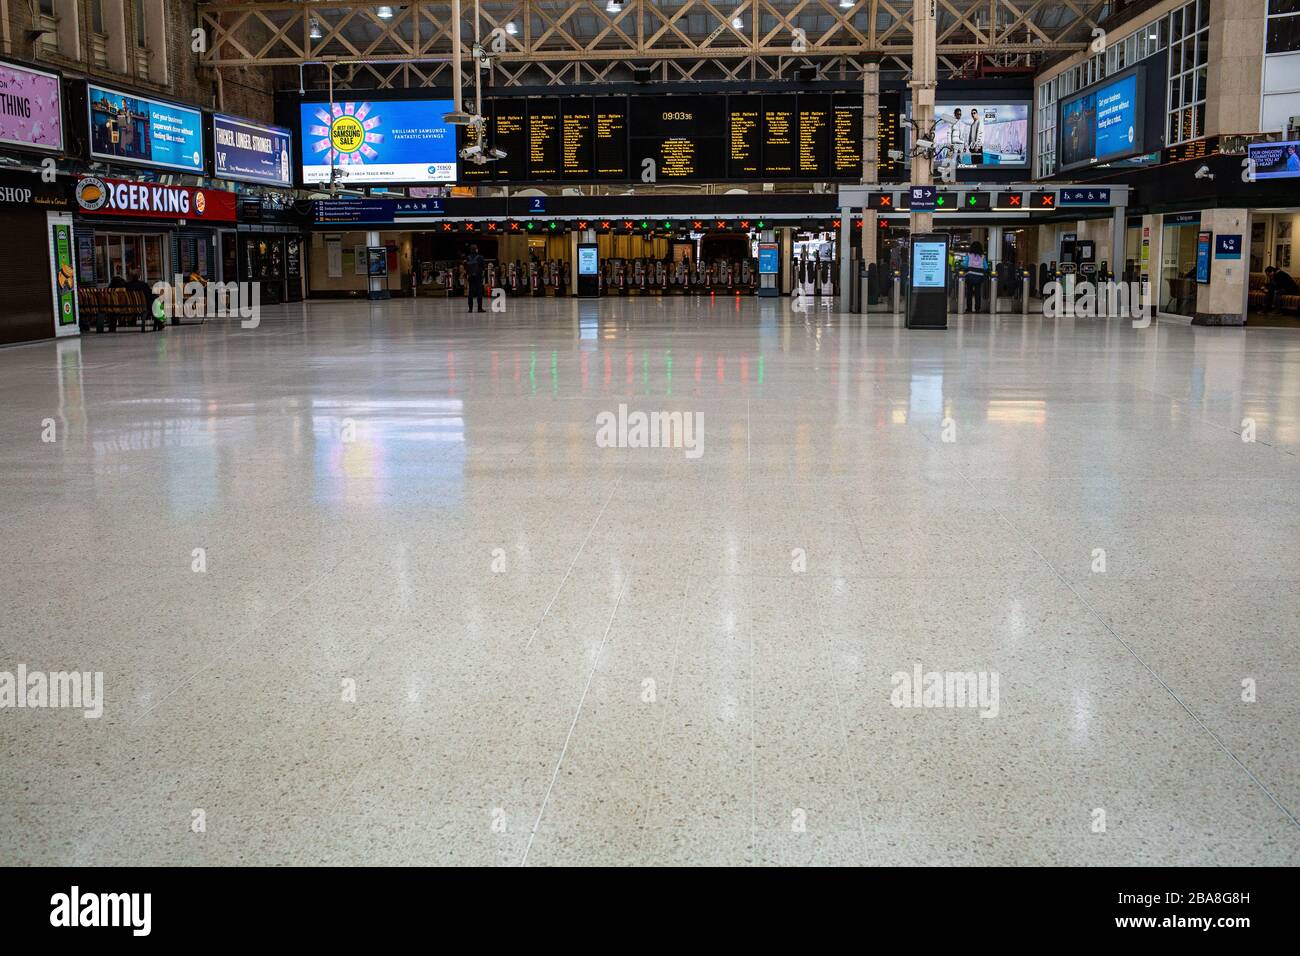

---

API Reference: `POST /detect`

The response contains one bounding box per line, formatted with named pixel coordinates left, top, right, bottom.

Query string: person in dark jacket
left=464, top=245, right=485, bottom=313
left=1264, top=266, right=1299, bottom=312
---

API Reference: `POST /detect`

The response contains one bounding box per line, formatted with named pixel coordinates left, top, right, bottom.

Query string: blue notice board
left=1195, top=230, right=1212, bottom=283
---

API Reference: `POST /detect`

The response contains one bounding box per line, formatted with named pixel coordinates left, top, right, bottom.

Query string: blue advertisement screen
left=1059, top=72, right=1140, bottom=171
left=1247, top=139, right=1300, bottom=180
left=300, top=100, right=457, bottom=184
left=911, top=241, right=947, bottom=289
left=213, top=114, right=293, bottom=187
left=758, top=245, right=779, bottom=274
left=88, top=85, right=203, bottom=172
left=1093, top=75, right=1138, bottom=161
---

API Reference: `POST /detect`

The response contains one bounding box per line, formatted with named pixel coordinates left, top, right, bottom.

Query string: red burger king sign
left=75, top=176, right=236, bottom=221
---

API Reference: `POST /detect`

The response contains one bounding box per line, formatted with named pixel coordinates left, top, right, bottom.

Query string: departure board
left=450, top=92, right=887, bottom=182
left=527, top=99, right=561, bottom=178
left=762, top=95, right=797, bottom=176
left=561, top=98, right=594, bottom=179
left=493, top=101, right=528, bottom=180
left=727, top=95, right=762, bottom=178
left=593, top=96, right=628, bottom=178
left=832, top=95, right=862, bottom=177
left=877, top=93, right=904, bottom=181
left=797, top=94, right=832, bottom=176
left=629, top=96, right=724, bottom=180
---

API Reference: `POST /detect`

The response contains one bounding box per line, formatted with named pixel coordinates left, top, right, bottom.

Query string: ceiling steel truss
left=198, top=0, right=1110, bottom=86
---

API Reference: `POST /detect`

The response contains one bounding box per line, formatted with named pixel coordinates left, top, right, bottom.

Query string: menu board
left=728, top=96, right=762, bottom=178
left=762, top=95, right=797, bottom=176
left=562, top=97, right=594, bottom=179
left=528, top=99, right=561, bottom=178
left=832, top=95, right=862, bottom=176
left=593, top=97, right=628, bottom=178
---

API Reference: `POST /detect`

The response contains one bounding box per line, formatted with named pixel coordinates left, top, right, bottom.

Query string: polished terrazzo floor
left=1, top=296, right=1297, bottom=866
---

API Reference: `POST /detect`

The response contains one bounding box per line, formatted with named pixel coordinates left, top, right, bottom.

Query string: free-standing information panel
left=907, top=234, right=950, bottom=330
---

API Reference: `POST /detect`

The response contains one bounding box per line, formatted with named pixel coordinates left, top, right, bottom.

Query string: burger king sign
left=75, top=176, right=236, bottom=221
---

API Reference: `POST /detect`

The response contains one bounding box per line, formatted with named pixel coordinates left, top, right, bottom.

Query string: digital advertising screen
left=1058, top=71, right=1142, bottom=172
left=213, top=114, right=292, bottom=187
left=757, top=243, right=779, bottom=275
left=578, top=244, right=599, bottom=276
left=933, top=102, right=1029, bottom=168
left=300, top=99, right=457, bottom=184
left=88, top=84, right=203, bottom=172
left=0, top=61, right=62, bottom=152
left=911, top=241, right=947, bottom=289
left=1247, top=139, right=1300, bottom=179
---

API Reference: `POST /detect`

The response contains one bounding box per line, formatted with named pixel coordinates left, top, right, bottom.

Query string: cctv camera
left=887, top=149, right=904, bottom=161
left=915, top=138, right=933, bottom=151
left=1194, top=165, right=1214, bottom=180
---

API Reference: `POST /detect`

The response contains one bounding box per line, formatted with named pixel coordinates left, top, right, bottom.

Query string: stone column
left=1193, top=208, right=1249, bottom=325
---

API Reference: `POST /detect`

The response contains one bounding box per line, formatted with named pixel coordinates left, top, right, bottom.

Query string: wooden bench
left=77, top=288, right=164, bottom=333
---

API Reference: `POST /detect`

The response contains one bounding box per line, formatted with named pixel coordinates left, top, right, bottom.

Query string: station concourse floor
left=1, top=295, right=1297, bottom=867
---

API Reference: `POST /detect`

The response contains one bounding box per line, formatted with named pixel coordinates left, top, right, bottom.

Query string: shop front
left=232, top=197, right=307, bottom=303
left=72, top=176, right=237, bottom=316
left=0, top=169, right=79, bottom=346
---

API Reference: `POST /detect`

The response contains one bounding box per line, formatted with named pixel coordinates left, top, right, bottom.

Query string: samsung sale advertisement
left=213, top=114, right=293, bottom=187
left=933, top=102, right=1029, bottom=168
left=300, top=100, right=457, bottom=184
left=88, top=84, right=204, bottom=172
left=1246, top=140, right=1300, bottom=179
left=1058, top=71, right=1142, bottom=171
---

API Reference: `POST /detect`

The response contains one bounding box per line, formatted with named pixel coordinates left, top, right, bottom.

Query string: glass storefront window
left=1160, top=220, right=1200, bottom=315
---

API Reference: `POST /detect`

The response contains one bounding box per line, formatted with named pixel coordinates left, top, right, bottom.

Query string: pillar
left=909, top=0, right=936, bottom=235
left=1193, top=208, right=1248, bottom=325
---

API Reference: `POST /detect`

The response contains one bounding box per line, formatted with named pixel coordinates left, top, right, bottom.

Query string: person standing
left=464, top=244, right=485, bottom=313
left=965, top=241, right=988, bottom=313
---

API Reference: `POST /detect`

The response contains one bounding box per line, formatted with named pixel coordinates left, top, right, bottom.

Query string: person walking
left=464, top=244, right=485, bottom=313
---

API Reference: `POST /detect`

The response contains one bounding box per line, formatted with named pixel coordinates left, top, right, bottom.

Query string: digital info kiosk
left=906, top=234, right=949, bottom=330
left=576, top=243, right=600, bottom=298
